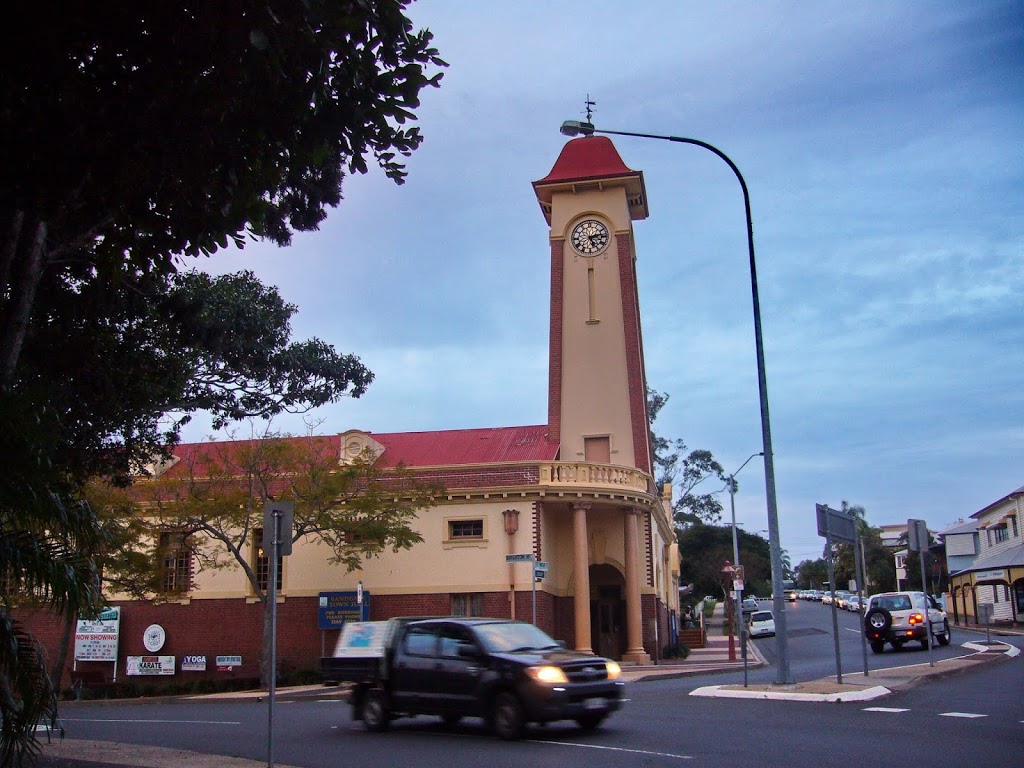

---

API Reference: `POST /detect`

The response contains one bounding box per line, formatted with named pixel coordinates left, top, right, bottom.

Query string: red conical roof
left=534, top=135, right=637, bottom=185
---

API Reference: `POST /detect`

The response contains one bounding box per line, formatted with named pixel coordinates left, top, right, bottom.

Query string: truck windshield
left=474, top=622, right=560, bottom=653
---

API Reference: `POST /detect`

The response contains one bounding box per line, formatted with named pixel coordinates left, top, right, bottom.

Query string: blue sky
left=182, top=1, right=1024, bottom=567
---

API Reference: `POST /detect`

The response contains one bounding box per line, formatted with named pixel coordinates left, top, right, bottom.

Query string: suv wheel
left=870, top=640, right=885, bottom=654
left=864, top=607, right=892, bottom=633
left=937, top=619, right=951, bottom=646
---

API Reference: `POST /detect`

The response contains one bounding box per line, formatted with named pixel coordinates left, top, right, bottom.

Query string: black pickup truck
left=320, top=616, right=625, bottom=739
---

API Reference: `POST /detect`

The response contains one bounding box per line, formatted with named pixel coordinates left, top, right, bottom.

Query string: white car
left=863, top=591, right=950, bottom=653
left=748, top=610, right=775, bottom=637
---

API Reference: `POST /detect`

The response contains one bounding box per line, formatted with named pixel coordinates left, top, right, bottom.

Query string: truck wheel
left=493, top=692, right=525, bottom=741
left=870, top=640, right=884, bottom=654
left=362, top=689, right=390, bottom=732
left=575, top=713, right=606, bottom=731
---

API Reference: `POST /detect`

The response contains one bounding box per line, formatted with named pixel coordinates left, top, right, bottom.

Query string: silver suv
left=863, top=591, right=950, bottom=653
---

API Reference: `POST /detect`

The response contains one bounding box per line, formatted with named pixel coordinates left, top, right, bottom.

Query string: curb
left=690, top=683, right=892, bottom=702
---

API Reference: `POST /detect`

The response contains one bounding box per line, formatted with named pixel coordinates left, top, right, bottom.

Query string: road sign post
left=263, top=500, right=293, bottom=768
left=505, top=553, right=540, bottom=625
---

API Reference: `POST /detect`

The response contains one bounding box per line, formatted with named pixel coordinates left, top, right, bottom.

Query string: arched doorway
left=589, top=563, right=626, bottom=660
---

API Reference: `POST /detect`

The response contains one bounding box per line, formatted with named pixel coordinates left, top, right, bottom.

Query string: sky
left=180, top=1, right=1024, bottom=567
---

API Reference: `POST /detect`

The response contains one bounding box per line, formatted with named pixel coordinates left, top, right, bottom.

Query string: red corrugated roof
left=373, top=425, right=558, bottom=467
left=159, top=425, right=558, bottom=476
left=534, top=135, right=639, bottom=185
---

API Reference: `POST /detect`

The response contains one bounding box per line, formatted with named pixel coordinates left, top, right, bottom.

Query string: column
left=623, top=507, right=651, bottom=664
left=572, top=502, right=593, bottom=654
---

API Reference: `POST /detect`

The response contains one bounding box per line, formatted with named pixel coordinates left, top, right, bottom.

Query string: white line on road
left=939, top=712, right=987, bottom=719
left=59, top=718, right=242, bottom=725
left=532, top=739, right=694, bottom=760
left=863, top=707, right=909, bottom=713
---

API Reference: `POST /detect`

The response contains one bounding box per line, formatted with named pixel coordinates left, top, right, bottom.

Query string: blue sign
left=318, top=591, right=369, bottom=629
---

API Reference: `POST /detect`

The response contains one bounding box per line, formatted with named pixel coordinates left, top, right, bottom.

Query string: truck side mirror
left=457, top=642, right=480, bottom=659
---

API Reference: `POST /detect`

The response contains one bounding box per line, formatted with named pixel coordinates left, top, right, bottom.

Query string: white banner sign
left=126, top=655, right=175, bottom=676
left=74, top=607, right=121, bottom=662
left=180, top=655, right=207, bottom=672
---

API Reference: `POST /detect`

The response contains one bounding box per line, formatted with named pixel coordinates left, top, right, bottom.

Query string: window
left=403, top=626, right=437, bottom=657
left=254, top=528, right=283, bottom=592
left=584, top=436, right=611, bottom=463
left=159, top=532, right=191, bottom=593
left=993, top=525, right=1009, bottom=544
left=1012, top=515, right=1019, bottom=538
left=438, top=625, right=474, bottom=658
left=449, top=519, right=483, bottom=540
left=451, top=593, right=484, bottom=617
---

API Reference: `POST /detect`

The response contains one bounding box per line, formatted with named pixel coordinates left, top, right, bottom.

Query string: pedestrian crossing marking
left=863, top=707, right=908, bottom=713
left=939, top=712, right=987, bottom=719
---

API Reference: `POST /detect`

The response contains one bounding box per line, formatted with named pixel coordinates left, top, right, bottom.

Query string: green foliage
left=676, top=524, right=773, bottom=601
left=647, top=388, right=727, bottom=526
left=1, top=2, right=446, bottom=756
left=662, top=643, right=690, bottom=660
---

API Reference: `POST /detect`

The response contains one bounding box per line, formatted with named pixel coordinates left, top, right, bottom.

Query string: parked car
left=845, top=595, right=862, bottom=613
left=741, top=598, right=758, bottom=615
left=748, top=610, right=775, bottom=637
left=863, top=591, right=951, bottom=653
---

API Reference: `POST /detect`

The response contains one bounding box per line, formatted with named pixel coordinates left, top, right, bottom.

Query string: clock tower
left=533, top=136, right=656, bottom=664
left=533, top=135, right=652, bottom=475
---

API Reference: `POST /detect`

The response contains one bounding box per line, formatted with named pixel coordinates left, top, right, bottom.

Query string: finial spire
left=585, top=94, right=596, bottom=123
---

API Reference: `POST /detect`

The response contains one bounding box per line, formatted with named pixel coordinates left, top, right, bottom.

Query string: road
left=43, top=604, right=1023, bottom=768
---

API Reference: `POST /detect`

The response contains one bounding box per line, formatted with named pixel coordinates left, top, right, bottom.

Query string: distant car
left=741, top=598, right=758, bottom=615
left=748, top=611, right=775, bottom=637
left=821, top=592, right=833, bottom=605
left=845, top=595, right=862, bottom=613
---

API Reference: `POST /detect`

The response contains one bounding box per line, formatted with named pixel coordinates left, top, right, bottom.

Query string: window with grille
left=451, top=593, right=484, bottom=617
left=449, top=519, right=483, bottom=540
left=254, top=528, right=283, bottom=592
left=159, top=532, right=191, bottom=593
left=993, top=525, right=1009, bottom=544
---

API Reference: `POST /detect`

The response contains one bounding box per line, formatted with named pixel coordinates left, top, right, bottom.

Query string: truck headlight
left=605, top=661, right=622, bottom=680
left=525, top=665, right=569, bottom=684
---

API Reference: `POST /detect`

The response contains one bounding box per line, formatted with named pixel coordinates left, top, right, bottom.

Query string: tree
left=676, top=525, right=773, bottom=601
left=1, top=2, right=446, bottom=382
left=794, top=558, right=829, bottom=590
left=1, top=3, right=446, bottom=758
left=647, top=388, right=727, bottom=527
left=0, top=400, right=104, bottom=766
left=134, top=426, right=443, bottom=687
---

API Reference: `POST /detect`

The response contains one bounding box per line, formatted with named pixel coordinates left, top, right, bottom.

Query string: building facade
left=24, top=136, right=681, bottom=688
left=948, top=485, right=1024, bottom=625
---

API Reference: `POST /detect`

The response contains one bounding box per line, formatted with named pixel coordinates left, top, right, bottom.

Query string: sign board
left=907, top=518, right=929, bottom=552
left=330, top=621, right=391, bottom=659
left=263, top=501, right=295, bottom=556
left=733, top=579, right=744, bottom=592
left=973, top=569, right=1007, bottom=583
left=126, top=655, right=175, bottom=676
left=180, top=655, right=207, bottom=672
left=534, top=561, right=549, bottom=572
left=74, top=607, right=121, bottom=662
left=978, top=603, right=994, bottom=625
left=318, top=591, right=370, bottom=629
left=816, top=504, right=857, bottom=544
left=505, top=553, right=535, bottom=563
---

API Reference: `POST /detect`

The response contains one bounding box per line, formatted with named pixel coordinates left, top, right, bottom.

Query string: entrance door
left=588, top=564, right=626, bottom=659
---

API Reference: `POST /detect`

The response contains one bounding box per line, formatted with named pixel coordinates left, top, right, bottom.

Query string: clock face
left=570, top=219, right=610, bottom=255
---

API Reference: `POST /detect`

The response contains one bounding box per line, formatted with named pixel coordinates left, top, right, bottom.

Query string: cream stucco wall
left=551, top=185, right=639, bottom=470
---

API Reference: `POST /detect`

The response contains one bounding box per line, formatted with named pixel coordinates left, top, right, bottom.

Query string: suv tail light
left=908, top=613, right=924, bottom=625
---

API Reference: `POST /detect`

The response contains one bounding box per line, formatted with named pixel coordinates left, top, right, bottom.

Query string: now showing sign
left=126, top=655, right=175, bottom=676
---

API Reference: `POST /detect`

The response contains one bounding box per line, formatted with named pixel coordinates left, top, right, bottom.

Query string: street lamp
left=560, top=119, right=793, bottom=684
left=728, top=452, right=763, bottom=687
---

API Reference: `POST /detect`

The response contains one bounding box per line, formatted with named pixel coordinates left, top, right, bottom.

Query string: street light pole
left=560, top=120, right=792, bottom=683
left=729, top=451, right=763, bottom=688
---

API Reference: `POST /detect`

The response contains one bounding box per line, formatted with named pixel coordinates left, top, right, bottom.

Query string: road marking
left=863, top=707, right=908, bottom=713
left=59, top=718, right=241, bottom=725
left=939, top=712, right=987, bottom=719
left=532, top=739, right=694, bottom=760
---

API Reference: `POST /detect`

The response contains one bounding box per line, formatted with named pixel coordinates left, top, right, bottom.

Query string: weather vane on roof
left=584, top=94, right=596, bottom=123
